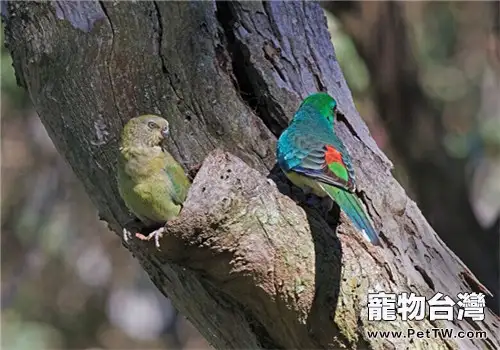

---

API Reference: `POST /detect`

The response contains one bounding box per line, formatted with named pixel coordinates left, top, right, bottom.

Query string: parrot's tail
left=320, top=184, right=380, bottom=245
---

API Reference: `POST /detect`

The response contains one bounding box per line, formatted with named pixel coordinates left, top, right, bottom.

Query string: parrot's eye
left=147, top=121, right=159, bottom=129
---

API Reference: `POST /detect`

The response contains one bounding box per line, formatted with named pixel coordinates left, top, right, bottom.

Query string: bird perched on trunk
left=117, top=115, right=191, bottom=247
left=277, top=93, right=380, bottom=245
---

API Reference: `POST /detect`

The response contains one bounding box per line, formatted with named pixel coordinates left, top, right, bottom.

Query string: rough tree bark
left=323, top=1, right=499, bottom=312
left=3, top=1, right=500, bottom=349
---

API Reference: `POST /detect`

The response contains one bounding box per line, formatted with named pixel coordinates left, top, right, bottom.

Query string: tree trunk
left=323, top=1, right=499, bottom=313
left=3, top=1, right=499, bottom=349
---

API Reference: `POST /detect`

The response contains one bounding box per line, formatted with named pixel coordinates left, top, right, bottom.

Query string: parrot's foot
left=266, top=178, right=277, bottom=188
left=122, top=228, right=136, bottom=243
left=135, top=227, right=166, bottom=248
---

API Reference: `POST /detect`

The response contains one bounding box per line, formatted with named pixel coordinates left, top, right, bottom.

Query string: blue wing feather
left=277, top=108, right=356, bottom=192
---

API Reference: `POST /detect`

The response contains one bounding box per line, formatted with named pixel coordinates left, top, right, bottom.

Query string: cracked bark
left=3, top=1, right=500, bottom=349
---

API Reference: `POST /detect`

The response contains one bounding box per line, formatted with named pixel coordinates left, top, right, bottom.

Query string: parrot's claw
left=122, top=228, right=133, bottom=243
left=135, top=227, right=166, bottom=248
left=266, top=178, right=277, bottom=188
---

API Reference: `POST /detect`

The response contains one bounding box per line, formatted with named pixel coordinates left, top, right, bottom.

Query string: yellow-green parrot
left=117, top=115, right=191, bottom=247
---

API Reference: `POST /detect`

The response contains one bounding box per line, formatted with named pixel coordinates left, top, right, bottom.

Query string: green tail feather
left=321, top=184, right=380, bottom=245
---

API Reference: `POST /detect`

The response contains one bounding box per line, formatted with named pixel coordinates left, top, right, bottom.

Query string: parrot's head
left=120, top=114, right=171, bottom=148
left=300, top=92, right=337, bottom=126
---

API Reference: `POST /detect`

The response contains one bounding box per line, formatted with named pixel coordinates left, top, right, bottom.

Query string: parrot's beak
left=161, top=126, right=169, bottom=138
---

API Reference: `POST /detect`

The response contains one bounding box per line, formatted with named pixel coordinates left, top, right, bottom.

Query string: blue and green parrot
left=277, top=92, right=380, bottom=245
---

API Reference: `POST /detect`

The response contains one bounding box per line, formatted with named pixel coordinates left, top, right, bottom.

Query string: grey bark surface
left=4, top=1, right=500, bottom=349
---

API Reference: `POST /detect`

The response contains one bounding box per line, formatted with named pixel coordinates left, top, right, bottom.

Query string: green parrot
left=117, top=114, right=191, bottom=247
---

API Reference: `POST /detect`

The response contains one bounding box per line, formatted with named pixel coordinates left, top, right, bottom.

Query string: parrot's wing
left=287, top=133, right=356, bottom=193
left=163, top=152, right=191, bottom=205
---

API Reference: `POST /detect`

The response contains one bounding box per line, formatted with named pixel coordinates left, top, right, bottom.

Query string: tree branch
left=4, top=1, right=500, bottom=348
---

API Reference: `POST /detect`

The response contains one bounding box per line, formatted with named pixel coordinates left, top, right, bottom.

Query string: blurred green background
left=1, top=2, right=499, bottom=349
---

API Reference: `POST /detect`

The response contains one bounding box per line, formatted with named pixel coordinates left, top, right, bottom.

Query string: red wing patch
left=325, top=145, right=343, bottom=165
